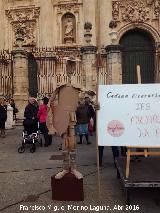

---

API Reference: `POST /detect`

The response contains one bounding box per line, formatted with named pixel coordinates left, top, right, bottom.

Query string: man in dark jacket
left=0, top=97, right=7, bottom=138
left=84, top=96, right=95, bottom=119
left=23, top=97, right=38, bottom=135
left=76, top=99, right=91, bottom=144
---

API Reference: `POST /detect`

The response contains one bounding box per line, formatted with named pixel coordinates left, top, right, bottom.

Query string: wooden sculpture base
left=51, top=172, right=84, bottom=201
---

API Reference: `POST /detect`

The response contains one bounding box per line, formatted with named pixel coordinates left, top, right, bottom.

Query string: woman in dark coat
left=23, top=97, right=38, bottom=135
left=0, top=98, right=7, bottom=138
left=10, top=98, right=18, bottom=120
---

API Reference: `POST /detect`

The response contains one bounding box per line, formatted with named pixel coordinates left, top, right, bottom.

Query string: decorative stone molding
left=105, top=44, right=122, bottom=52
left=81, top=46, right=97, bottom=54
left=154, top=0, right=160, bottom=18
left=11, top=49, right=28, bottom=57
left=121, top=0, right=150, bottom=23
left=6, top=6, right=40, bottom=47
left=117, top=22, right=160, bottom=43
left=53, top=0, right=81, bottom=15
left=112, top=0, right=160, bottom=24
left=112, top=0, right=120, bottom=21
left=5, top=7, right=40, bottom=21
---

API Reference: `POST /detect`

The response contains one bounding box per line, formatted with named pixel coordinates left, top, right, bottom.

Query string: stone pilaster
left=11, top=49, right=29, bottom=118
left=105, top=44, right=122, bottom=84
left=81, top=45, right=97, bottom=92
left=155, top=43, right=160, bottom=83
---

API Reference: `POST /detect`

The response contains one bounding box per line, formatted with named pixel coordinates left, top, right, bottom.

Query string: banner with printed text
left=98, top=84, right=160, bottom=147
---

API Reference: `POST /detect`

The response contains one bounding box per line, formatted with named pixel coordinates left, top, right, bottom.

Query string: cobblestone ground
left=0, top=127, right=160, bottom=213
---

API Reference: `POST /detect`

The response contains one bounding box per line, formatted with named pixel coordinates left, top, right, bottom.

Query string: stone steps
left=15, top=118, right=23, bottom=126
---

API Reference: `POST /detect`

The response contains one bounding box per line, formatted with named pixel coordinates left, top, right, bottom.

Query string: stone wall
left=0, top=0, right=160, bottom=115
left=1, top=0, right=160, bottom=48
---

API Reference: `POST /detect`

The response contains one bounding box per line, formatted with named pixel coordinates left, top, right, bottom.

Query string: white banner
left=98, top=84, right=160, bottom=147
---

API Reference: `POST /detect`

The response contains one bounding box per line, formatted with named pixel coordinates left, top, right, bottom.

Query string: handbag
left=14, top=107, right=19, bottom=113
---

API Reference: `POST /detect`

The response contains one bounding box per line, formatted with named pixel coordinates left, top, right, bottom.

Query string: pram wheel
left=30, top=145, right=36, bottom=153
left=18, top=146, right=25, bottom=153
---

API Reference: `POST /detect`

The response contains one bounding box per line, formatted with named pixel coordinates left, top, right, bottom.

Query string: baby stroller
left=18, top=119, right=42, bottom=153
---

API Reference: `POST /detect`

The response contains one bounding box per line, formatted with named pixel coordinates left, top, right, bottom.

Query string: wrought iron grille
left=31, top=46, right=84, bottom=98
left=98, top=55, right=108, bottom=85
left=0, top=50, right=13, bottom=98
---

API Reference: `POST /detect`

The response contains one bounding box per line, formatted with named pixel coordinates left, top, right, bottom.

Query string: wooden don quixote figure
left=50, top=57, right=83, bottom=180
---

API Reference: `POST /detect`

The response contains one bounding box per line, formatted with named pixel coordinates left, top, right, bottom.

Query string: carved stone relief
left=121, top=1, right=150, bottom=23
left=6, top=7, right=40, bottom=47
left=112, top=0, right=160, bottom=24
left=112, top=1, right=120, bottom=21
left=53, top=0, right=81, bottom=14
left=154, top=0, right=160, bottom=17
left=13, top=21, right=36, bottom=46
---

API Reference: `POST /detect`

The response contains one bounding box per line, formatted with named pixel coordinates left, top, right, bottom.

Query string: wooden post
left=137, top=65, right=148, bottom=154
left=126, top=148, right=131, bottom=178
left=96, top=53, right=101, bottom=200
left=126, top=65, right=141, bottom=178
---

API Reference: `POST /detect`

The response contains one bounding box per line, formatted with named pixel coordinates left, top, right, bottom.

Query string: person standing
left=10, top=98, right=18, bottom=121
left=23, top=97, right=38, bottom=135
left=84, top=96, right=95, bottom=136
left=95, top=103, right=120, bottom=166
left=76, top=99, right=91, bottom=144
left=0, top=97, right=7, bottom=138
left=37, top=97, right=52, bottom=147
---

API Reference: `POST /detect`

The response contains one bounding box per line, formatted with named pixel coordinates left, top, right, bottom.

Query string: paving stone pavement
left=0, top=127, right=160, bottom=213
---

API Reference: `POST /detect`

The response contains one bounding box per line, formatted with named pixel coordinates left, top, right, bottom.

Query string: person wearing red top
left=37, top=97, right=52, bottom=146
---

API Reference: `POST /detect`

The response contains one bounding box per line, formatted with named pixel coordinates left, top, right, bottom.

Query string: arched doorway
left=120, top=29, right=155, bottom=84
left=28, top=53, right=38, bottom=97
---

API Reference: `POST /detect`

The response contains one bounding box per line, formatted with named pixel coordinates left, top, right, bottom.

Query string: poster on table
left=98, top=84, right=160, bottom=147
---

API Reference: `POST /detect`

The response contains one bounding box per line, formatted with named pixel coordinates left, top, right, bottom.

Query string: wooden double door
left=120, top=29, right=155, bottom=84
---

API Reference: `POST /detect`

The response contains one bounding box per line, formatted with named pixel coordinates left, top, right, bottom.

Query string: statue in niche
left=63, top=15, right=75, bottom=44
left=64, top=17, right=73, bottom=37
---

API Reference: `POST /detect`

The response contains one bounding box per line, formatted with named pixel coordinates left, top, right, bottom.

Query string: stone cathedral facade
left=0, top=0, right=160, bottom=115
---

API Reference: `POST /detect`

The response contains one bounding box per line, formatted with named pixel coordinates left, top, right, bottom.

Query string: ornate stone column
left=105, top=44, right=122, bottom=84
left=11, top=48, right=29, bottom=118
left=106, top=20, right=122, bottom=84
left=81, top=22, right=97, bottom=92
left=155, top=42, right=160, bottom=83
left=81, top=46, right=97, bottom=91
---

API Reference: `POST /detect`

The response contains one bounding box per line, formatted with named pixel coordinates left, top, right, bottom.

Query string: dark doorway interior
left=28, top=53, right=38, bottom=97
left=120, top=29, right=155, bottom=84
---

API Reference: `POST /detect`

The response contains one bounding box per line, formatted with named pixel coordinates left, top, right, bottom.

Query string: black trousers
left=98, top=146, right=104, bottom=166
left=98, top=146, right=120, bottom=166
left=39, top=122, right=52, bottom=145
left=0, top=120, right=5, bottom=130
